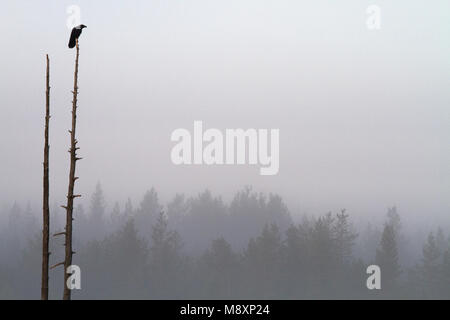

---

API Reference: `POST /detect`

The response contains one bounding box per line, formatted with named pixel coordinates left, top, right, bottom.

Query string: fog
left=0, top=1, right=449, bottom=299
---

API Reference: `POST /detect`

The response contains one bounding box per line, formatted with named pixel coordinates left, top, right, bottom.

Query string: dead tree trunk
left=41, top=54, right=50, bottom=300
left=63, top=39, right=82, bottom=300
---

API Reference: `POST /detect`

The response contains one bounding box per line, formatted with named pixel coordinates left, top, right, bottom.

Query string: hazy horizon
left=1, top=0, right=449, bottom=223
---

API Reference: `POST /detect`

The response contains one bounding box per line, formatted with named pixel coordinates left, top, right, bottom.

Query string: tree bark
left=41, top=54, right=50, bottom=300
left=63, top=39, right=81, bottom=300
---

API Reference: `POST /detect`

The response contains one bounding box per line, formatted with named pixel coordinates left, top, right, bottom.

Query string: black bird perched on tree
left=68, top=24, right=87, bottom=48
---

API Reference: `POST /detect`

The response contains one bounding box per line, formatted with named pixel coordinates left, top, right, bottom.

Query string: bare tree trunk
left=63, top=39, right=82, bottom=300
left=41, top=54, right=50, bottom=300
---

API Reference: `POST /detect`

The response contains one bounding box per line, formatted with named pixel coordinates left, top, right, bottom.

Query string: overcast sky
left=0, top=0, right=449, bottom=222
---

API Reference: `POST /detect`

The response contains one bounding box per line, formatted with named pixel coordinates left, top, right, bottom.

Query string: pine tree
left=90, top=182, right=105, bottom=221
left=149, top=212, right=183, bottom=298
left=421, top=231, right=443, bottom=298
left=124, top=198, right=133, bottom=221
left=167, top=193, right=188, bottom=230
left=201, top=237, right=238, bottom=298
left=110, top=202, right=121, bottom=228
left=88, top=182, right=106, bottom=239
left=243, top=224, right=283, bottom=298
left=387, top=206, right=401, bottom=234
left=375, top=223, right=401, bottom=293
left=284, top=223, right=311, bottom=297
left=312, top=213, right=335, bottom=278
left=136, top=188, right=162, bottom=237
left=422, top=232, right=441, bottom=269
left=333, top=210, right=358, bottom=266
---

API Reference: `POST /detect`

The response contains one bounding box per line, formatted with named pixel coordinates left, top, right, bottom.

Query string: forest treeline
left=0, top=184, right=449, bottom=299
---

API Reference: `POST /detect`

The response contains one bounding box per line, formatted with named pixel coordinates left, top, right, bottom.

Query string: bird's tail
left=68, top=38, right=76, bottom=48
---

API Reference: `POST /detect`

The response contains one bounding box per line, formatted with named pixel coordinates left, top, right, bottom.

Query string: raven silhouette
left=68, top=24, right=87, bottom=48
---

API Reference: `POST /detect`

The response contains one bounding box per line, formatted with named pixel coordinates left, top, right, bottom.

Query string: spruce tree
left=375, top=223, right=401, bottom=293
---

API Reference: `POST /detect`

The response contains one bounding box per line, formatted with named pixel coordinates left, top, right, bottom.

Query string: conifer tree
left=376, top=223, right=401, bottom=292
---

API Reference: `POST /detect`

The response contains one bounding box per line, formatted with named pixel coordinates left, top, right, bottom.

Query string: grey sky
left=0, top=1, right=449, bottom=222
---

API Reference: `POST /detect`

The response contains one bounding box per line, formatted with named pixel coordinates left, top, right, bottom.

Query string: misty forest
left=1, top=2, right=449, bottom=302
left=0, top=184, right=449, bottom=299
